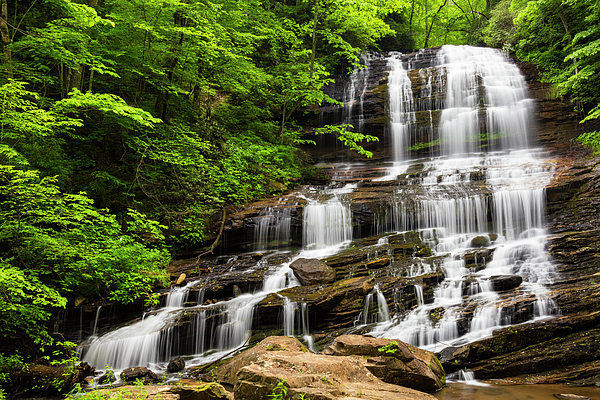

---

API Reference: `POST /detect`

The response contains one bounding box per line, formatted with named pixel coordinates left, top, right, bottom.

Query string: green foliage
left=315, top=124, right=379, bottom=158
left=482, top=0, right=518, bottom=49
left=0, top=165, right=169, bottom=310
left=268, top=380, right=290, bottom=400
left=0, top=353, right=24, bottom=385
left=575, top=131, right=600, bottom=153
left=508, top=0, right=600, bottom=147
left=378, top=341, right=399, bottom=355
left=0, top=260, right=66, bottom=341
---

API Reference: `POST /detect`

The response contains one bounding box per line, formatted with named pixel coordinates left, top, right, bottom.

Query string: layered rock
left=214, top=336, right=441, bottom=400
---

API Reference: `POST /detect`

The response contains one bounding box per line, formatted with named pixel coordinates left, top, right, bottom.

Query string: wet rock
left=167, top=356, right=186, bottom=373
left=436, top=346, right=470, bottom=373
left=214, top=336, right=437, bottom=400
left=120, top=366, right=159, bottom=383
left=490, top=275, right=523, bottom=291
left=290, top=258, right=336, bottom=285
left=471, top=236, right=489, bottom=247
left=98, top=371, right=117, bottom=384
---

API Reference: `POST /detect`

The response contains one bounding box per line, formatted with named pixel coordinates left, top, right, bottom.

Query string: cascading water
left=254, top=206, right=293, bottom=251
left=80, top=45, right=559, bottom=382
left=302, top=185, right=354, bottom=250
left=369, top=45, right=558, bottom=350
left=82, top=184, right=353, bottom=377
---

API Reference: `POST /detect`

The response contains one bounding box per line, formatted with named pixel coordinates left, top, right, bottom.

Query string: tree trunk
left=0, top=0, right=12, bottom=78
left=424, top=0, right=447, bottom=48
left=309, top=0, right=319, bottom=85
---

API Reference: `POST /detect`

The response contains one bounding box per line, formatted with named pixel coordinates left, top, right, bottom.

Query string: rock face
left=214, top=336, right=439, bottom=400
left=290, top=258, right=336, bottom=285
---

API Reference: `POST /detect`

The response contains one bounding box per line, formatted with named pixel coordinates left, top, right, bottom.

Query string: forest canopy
left=0, top=0, right=598, bottom=350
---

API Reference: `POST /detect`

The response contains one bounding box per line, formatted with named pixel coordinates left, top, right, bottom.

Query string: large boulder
left=290, top=258, right=336, bottom=286
left=121, top=366, right=159, bottom=383
left=213, top=336, right=437, bottom=400
left=167, top=356, right=186, bottom=373
left=323, top=335, right=446, bottom=392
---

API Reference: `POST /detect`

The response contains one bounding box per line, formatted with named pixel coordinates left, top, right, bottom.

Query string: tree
left=511, top=0, right=600, bottom=150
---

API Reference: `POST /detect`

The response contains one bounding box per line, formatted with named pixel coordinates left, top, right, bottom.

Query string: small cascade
left=92, top=306, right=102, bottom=337
left=164, top=283, right=192, bottom=308
left=282, top=297, right=297, bottom=337
left=387, top=53, right=415, bottom=162
left=375, top=284, right=391, bottom=322
left=357, top=285, right=391, bottom=325
left=254, top=206, right=292, bottom=251
left=301, top=303, right=316, bottom=352
left=414, top=285, right=424, bottom=306
left=302, top=185, right=353, bottom=250
left=343, top=53, right=375, bottom=131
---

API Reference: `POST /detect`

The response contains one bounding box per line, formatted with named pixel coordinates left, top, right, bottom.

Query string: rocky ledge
left=212, top=335, right=443, bottom=400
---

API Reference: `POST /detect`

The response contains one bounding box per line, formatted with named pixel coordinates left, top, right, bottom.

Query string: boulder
left=120, top=366, right=159, bottom=383
left=167, top=383, right=230, bottom=400
left=471, top=236, right=489, bottom=247
left=213, top=336, right=437, bottom=400
left=290, top=258, right=336, bottom=286
left=323, top=335, right=446, bottom=392
left=167, top=356, right=186, bottom=373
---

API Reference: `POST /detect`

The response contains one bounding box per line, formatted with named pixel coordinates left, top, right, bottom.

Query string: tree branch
left=196, top=207, right=226, bottom=260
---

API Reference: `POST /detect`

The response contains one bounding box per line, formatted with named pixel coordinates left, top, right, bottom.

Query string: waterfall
left=370, top=45, right=558, bottom=350
left=92, top=306, right=102, bottom=337
left=301, top=303, right=316, bottom=352
left=302, top=185, right=353, bottom=250
left=387, top=53, right=415, bottom=162
left=414, top=285, right=424, bottom=306
left=254, top=206, right=292, bottom=251
left=80, top=45, right=559, bottom=378
left=437, top=45, right=533, bottom=156
left=283, top=297, right=296, bottom=337
left=357, top=284, right=391, bottom=325
left=343, top=53, right=375, bottom=131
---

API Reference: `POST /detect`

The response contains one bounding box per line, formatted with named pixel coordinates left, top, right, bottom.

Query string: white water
left=82, top=185, right=353, bottom=376
left=254, top=206, right=292, bottom=251
left=302, top=185, right=353, bottom=250
left=369, top=45, right=558, bottom=351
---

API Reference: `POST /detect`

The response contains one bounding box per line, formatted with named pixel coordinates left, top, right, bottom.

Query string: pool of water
left=434, top=382, right=600, bottom=399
